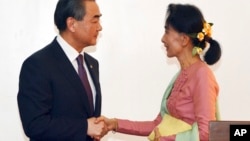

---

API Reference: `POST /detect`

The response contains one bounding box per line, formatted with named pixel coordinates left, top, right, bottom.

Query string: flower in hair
left=202, top=22, right=213, bottom=37
left=197, top=32, right=205, bottom=41
left=196, top=22, right=213, bottom=41
left=192, top=46, right=203, bottom=56
left=189, top=22, right=213, bottom=42
left=189, top=22, right=213, bottom=56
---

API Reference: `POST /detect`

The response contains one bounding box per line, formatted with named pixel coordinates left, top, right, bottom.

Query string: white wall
left=1, top=0, right=250, bottom=140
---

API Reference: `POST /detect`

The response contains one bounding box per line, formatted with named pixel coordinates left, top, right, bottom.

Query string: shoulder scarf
left=149, top=71, right=220, bottom=141
left=149, top=72, right=199, bottom=141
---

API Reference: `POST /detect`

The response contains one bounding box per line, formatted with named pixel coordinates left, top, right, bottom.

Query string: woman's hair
left=165, top=4, right=221, bottom=65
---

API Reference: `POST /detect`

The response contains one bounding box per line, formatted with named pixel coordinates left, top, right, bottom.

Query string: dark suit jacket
left=17, top=38, right=102, bottom=141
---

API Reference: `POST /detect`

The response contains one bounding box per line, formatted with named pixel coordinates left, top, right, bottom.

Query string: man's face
left=74, top=1, right=102, bottom=47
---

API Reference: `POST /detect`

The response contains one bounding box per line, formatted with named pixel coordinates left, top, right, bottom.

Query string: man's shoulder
left=31, top=38, right=60, bottom=56
left=22, top=38, right=60, bottom=64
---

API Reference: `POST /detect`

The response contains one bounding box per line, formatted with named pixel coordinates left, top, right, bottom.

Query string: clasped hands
left=87, top=116, right=117, bottom=140
left=87, top=116, right=161, bottom=141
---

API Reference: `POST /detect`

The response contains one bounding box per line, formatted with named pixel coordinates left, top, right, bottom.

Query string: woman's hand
left=96, top=116, right=118, bottom=131
left=154, top=127, right=161, bottom=141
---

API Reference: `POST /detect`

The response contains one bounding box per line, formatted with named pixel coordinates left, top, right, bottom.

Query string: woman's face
left=161, top=25, right=184, bottom=58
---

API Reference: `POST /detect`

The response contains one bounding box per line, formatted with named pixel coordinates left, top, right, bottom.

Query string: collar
left=56, top=35, right=84, bottom=62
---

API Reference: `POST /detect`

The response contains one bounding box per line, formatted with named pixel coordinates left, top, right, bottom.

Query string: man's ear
left=66, top=17, right=76, bottom=32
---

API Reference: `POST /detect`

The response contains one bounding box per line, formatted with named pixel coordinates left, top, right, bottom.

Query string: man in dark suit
left=17, top=0, right=106, bottom=140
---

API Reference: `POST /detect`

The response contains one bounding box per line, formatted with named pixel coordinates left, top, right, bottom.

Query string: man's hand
left=87, top=117, right=108, bottom=140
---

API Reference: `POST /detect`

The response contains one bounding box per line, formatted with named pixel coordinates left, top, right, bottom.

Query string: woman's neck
left=178, top=55, right=201, bottom=70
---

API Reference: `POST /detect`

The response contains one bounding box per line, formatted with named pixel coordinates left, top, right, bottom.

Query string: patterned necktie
left=76, top=54, right=94, bottom=113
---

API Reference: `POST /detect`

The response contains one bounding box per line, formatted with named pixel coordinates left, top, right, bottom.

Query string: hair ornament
left=197, top=22, right=213, bottom=41
left=192, top=46, right=203, bottom=56
left=190, top=22, right=213, bottom=56
left=197, top=32, right=205, bottom=42
left=189, top=22, right=213, bottom=42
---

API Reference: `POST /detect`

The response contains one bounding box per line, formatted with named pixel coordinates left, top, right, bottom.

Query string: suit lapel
left=84, top=54, right=98, bottom=91
left=84, top=53, right=101, bottom=116
left=50, top=39, right=93, bottom=116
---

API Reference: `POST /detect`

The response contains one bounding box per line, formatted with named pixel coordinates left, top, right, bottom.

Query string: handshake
left=87, top=116, right=117, bottom=140
left=86, top=116, right=162, bottom=141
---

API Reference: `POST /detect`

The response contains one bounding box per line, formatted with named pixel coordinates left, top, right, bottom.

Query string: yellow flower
left=197, top=32, right=204, bottom=41
left=196, top=47, right=203, bottom=54
left=192, top=46, right=203, bottom=56
left=188, top=22, right=213, bottom=42
left=202, top=22, right=213, bottom=37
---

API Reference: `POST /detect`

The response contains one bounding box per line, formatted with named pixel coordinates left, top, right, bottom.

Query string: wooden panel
left=209, top=121, right=250, bottom=141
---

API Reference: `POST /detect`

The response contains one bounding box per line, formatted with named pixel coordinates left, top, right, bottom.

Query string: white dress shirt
left=56, top=35, right=96, bottom=108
